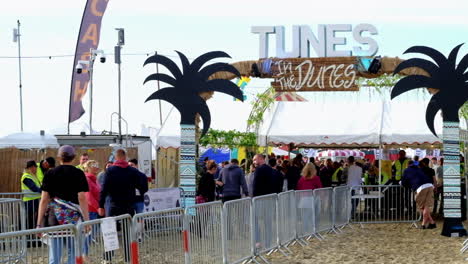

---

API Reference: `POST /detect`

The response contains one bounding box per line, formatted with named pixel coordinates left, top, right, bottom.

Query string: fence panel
left=295, top=190, right=316, bottom=240
left=333, top=186, right=350, bottom=228
left=133, top=208, right=185, bottom=264
left=350, top=185, right=420, bottom=224
left=252, top=194, right=278, bottom=258
left=76, top=214, right=133, bottom=264
left=277, top=191, right=296, bottom=249
left=222, top=198, right=252, bottom=264
left=0, top=198, right=25, bottom=233
left=0, top=193, right=37, bottom=230
left=313, top=188, right=334, bottom=233
left=185, top=201, right=224, bottom=264
left=0, top=224, right=77, bottom=264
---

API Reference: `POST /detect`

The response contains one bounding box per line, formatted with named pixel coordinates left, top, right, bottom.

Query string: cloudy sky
left=0, top=0, right=467, bottom=137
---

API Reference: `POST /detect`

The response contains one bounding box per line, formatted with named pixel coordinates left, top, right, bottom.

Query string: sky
left=0, top=0, right=467, bottom=138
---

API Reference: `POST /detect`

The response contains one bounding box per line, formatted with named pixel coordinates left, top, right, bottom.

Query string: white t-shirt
left=347, top=164, right=363, bottom=187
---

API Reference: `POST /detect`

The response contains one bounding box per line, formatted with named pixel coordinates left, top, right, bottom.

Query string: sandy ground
left=268, top=221, right=468, bottom=264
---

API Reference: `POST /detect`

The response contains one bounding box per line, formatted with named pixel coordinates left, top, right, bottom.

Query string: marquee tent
left=0, top=132, right=60, bottom=149
left=257, top=100, right=444, bottom=148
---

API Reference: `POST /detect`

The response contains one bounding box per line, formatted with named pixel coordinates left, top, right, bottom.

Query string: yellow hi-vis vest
left=332, top=167, right=343, bottom=182
left=21, top=172, right=41, bottom=201
left=36, top=163, right=45, bottom=184
left=76, top=164, right=84, bottom=171
left=394, top=159, right=409, bottom=181
left=381, top=171, right=390, bottom=184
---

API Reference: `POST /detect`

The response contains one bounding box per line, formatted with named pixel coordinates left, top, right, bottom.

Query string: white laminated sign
left=101, top=217, right=119, bottom=252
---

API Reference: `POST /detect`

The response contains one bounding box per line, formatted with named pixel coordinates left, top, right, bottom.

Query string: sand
left=268, top=221, right=468, bottom=264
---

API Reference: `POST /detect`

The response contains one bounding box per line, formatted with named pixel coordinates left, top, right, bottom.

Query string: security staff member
left=36, top=157, right=55, bottom=184
left=392, top=150, right=409, bottom=182
left=21, top=160, right=42, bottom=229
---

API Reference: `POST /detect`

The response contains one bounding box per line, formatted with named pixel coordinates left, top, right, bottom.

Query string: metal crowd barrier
left=222, top=198, right=252, bottom=264
left=313, top=188, right=335, bottom=234
left=295, top=190, right=318, bottom=243
left=0, top=198, right=25, bottom=234
left=333, top=186, right=351, bottom=229
left=0, top=192, right=36, bottom=231
left=251, top=194, right=278, bottom=263
left=350, top=185, right=420, bottom=225
left=76, top=214, right=133, bottom=264
left=132, top=208, right=185, bottom=264
left=0, top=224, right=77, bottom=264
left=277, top=191, right=296, bottom=254
left=0, top=186, right=394, bottom=264
left=184, top=201, right=224, bottom=264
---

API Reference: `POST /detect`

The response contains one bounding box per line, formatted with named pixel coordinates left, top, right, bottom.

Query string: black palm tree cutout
left=392, top=44, right=468, bottom=137
left=143, top=51, right=243, bottom=137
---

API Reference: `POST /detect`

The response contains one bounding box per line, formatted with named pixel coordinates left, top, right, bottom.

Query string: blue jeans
left=49, top=236, right=75, bottom=264
left=134, top=201, right=144, bottom=214
left=83, top=212, right=99, bottom=255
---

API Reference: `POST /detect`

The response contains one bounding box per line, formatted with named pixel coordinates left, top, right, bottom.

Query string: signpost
left=268, top=57, right=360, bottom=92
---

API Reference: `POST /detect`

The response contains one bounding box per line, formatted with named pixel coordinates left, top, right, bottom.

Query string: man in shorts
left=401, top=160, right=436, bottom=229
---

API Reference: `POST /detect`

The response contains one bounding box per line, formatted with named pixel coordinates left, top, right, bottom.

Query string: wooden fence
left=0, top=147, right=137, bottom=193
left=156, top=148, right=179, bottom=188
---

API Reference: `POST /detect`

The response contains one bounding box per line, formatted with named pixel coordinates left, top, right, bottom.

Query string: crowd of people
left=20, top=145, right=148, bottom=263
left=197, top=149, right=451, bottom=230
left=196, top=153, right=367, bottom=203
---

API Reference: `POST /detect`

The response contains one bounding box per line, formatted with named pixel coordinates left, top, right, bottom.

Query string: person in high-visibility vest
left=331, top=162, right=343, bottom=187
left=392, top=150, right=409, bottom=182
left=76, top=152, right=89, bottom=171
left=392, top=150, right=410, bottom=216
left=21, top=160, right=41, bottom=230
left=36, top=157, right=55, bottom=184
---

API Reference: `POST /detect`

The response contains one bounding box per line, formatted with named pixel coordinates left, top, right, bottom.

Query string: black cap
left=26, top=160, right=37, bottom=169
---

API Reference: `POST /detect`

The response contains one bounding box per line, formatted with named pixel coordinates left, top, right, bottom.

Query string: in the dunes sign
left=269, top=57, right=359, bottom=91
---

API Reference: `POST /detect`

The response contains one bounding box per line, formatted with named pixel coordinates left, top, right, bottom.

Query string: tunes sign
left=269, top=57, right=359, bottom=92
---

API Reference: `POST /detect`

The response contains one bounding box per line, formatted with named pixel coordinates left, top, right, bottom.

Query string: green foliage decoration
left=199, top=129, right=257, bottom=149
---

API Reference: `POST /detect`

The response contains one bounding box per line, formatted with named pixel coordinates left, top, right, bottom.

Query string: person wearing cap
left=36, top=145, right=89, bottom=264
left=21, top=160, right=41, bottom=230
left=36, top=157, right=56, bottom=184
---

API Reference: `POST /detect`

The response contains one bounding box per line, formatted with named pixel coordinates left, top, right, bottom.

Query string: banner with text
left=68, top=0, right=109, bottom=123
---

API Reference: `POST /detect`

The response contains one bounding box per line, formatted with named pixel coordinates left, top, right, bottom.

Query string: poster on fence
left=101, top=217, right=119, bottom=252
left=143, top=188, right=181, bottom=212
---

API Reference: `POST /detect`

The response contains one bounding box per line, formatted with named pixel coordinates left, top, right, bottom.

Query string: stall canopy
left=0, top=132, right=60, bottom=149
left=258, top=100, right=444, bottom=148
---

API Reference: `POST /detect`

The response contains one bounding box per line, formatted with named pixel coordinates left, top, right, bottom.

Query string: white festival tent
left=257, top=100, right=445, bottom=147
left=0, top=132, right=60, bottom=149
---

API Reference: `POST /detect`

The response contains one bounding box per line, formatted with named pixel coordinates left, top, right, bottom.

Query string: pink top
left=85, top=172, right=101, bottom=213
left=296, top=176, right=322, bottom=190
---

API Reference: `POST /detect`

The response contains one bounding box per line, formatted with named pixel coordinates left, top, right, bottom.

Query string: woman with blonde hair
left=83, top=160, right=101, bottom=257
left=296, top=163, right=323, bottom=190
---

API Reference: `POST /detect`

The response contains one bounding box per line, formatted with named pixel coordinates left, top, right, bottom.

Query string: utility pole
left=155, top=51, right=163, bottom=126
left=115, top=28, right=125, bottom=144
left=13, top=20, right=23, bottom=132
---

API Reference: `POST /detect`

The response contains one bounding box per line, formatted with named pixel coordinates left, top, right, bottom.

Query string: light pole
left=13, top=20, right=23, bottom=132
left=76, top=49, right=105, bottom=134
left=115, top=28, right=124, bottom=144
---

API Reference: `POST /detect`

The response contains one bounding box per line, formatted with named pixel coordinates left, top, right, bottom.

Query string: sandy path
left=268, top=221, right=467, bottom=264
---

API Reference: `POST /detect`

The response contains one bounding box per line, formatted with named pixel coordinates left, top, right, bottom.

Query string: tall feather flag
left=68, top=0, right=109, bottom=123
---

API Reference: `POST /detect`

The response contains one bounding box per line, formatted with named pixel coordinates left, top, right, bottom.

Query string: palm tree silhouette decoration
left=392, top=44, right=468, bottom=237
left=143, top=51, right=243, bottom=206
